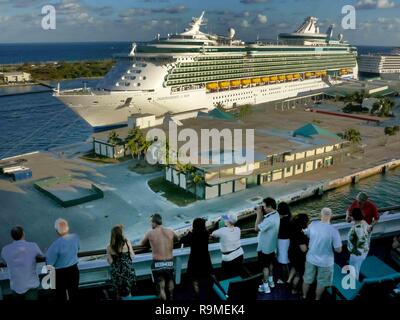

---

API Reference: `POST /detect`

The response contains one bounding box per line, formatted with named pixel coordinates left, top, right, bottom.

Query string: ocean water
left=0, top=42, right=132, bottom=64
left=0, top=79, right=95, bottom=159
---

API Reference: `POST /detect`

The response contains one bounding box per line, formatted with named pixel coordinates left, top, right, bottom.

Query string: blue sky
left=0, top=0, right=399, bottom=45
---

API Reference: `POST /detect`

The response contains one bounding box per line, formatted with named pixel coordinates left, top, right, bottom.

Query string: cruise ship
left=358, top=48, right=400, bottom=80
left=54, top=13, right=358, bottom=130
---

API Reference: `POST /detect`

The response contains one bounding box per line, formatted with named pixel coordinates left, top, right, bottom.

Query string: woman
left=287, top=213, right=309, bottom=294
left=277, top=202, right=292, bottom=283
left=180, top=218, right=213, bottom=298
left=107, top=225, right=136, bottom=299
left=348, top=208, right=371, bottom=280
left=211, top=213, right=244, bottom=279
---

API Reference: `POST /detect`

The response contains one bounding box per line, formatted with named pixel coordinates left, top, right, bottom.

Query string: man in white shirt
left=302, top=208, right=342, bottom=300
left=1, top=226, right=43, bottom=300
left=255, top=197, right=280, bottom=294
left=211, top=213, right=244, bottom=279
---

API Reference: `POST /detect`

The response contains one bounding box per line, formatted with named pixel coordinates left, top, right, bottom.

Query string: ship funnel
left=228, top=28, right=236, bottom=39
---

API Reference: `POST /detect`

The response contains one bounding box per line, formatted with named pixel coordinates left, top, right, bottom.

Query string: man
left=346, top=192, right=379, bottom=231
left=1, top=226, right=43, bottom=300
left=46, top=218, right=80, bottom=301
left=141, top=213, right=178, bottom=300
left=255, top=197, right=280, bottom=294
left=302, top=208, right=342, bottom=300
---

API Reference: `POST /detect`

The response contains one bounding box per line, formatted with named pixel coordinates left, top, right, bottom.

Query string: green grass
left=148, top=176, right=197, bottom=207
left=128, top=161, right=163, bottom=175
left=79, top=152, right=131, bottom=164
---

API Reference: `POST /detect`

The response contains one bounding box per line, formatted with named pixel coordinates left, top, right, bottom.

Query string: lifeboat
left=218, top=81, right=230, bottom=88
left=305, top=72, right=313, bottom=78
left=261, top=76, right=270, bottom=82
left=230, top=80, right=241, bottom=87
left=278, top=75, right=286, bottom=81
left=321, top=71, right=327, bottom=76
left=286, top=74, right=293, bottom=81
left=293, top=73, right=301, bottom=79
left=270, top=76, right=278, bottom=82
left=315, top=72, right=321, bottom=77
left=206, top=82, right=218, bottom=90
left=252, top=78, right=261, bottom=84
left=241, top=79, right=251, bottom=86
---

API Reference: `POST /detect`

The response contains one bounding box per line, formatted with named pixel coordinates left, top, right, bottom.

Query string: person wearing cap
left=46, top=218, right=80, bottom=300
left=346, top=192, right=379, bottom=232
left=211, top=213, right=244, bottom=279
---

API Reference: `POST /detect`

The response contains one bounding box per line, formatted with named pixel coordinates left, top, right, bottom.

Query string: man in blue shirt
left=46, top=218, right=80, bottom=300
left=1, top=226, right=43, bottom=300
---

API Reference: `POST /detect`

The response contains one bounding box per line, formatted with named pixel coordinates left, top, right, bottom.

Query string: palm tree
left=108, top=130, right=121, bottom=145
left=340, top=128, right=362, bottom=144
left=215, top=102, right=225, bottom=110
left=191, top=172, right=204, bottom=198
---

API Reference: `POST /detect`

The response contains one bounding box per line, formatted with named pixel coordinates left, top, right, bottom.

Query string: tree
left=108, top=130, right=122, bottom=145
left=384, top=126, right=400, bottom=136
left=126, top=127, right=147, bottom=159
left=215, top=102, right=225, bottom=110
left=371, top=98, right=395, bottom=117
left=339, top=128, right=362, bottom=144
left=189, top=172, right=204, bottom=198
left=236, top=104, right=252, bottom=119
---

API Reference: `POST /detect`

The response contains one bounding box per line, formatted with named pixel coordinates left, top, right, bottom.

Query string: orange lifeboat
left=218, top=81, right=230, bottom=88
left=261, top=76, right=270, bottom=82
left=321, top=71, right=327, bottom=76
left=230, top=80, right=241, bottom=87
left=270, top=76, right=278, bottom=82
left=206, top=82, right=218, bottom=90
left=252, top=78, right=261, bottom=84
left=241, top=79, right=251, bottom=86
left=278, top=75, right=286, bottom=81
left=293, top=73, right=301, bottom=79
left=286, top=74, right=293, bottom=81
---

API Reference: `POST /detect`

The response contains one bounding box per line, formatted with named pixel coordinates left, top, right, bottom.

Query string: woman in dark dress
left=107, top=225, right=136, bottom=299
left=287, top=214, right=309, bottom=294
left=181, top=218, right=213, bottom=298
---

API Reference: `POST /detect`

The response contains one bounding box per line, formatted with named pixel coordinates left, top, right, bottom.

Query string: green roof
left=208, top=108, right=236, bottom=121
left=293, top=123, right=339, bottom=139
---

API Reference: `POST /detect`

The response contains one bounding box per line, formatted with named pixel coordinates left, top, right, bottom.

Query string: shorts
left=258, top=251, right=276, bottom=268
left=303, top=261, right=333, bottom=287
left=151, top=260, right=175, bottom=285
left=277, top=239, right=290, bottom=264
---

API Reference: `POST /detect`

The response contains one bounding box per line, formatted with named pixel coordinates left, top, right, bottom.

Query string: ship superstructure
left=358, top=48, right=400, bottom=80
left=54, top=13, right=358, bottom=130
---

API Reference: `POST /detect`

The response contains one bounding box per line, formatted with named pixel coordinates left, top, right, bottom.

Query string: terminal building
left=165, top=122, right=351, bottom=200
left=0, top=72, right=31, bottom=83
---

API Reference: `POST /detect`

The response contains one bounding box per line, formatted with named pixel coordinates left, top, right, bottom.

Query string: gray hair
left=321, top=207, right=333, bottom=217
left=54, top=218, right=69, bottom=235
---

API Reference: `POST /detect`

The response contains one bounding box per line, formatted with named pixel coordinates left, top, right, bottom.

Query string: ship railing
left=0, top=209, right=399, bottom=299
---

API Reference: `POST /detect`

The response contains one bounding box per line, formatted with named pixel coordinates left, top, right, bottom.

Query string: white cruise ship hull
left=56, top=78, right=330, bottom=130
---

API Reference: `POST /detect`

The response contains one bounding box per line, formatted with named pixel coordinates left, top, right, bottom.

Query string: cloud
left=355, top=0, right=396, bottom=9
left=241, top=19, right=250, bottom=28
left=119, top=5, right=186, bottom=18
left=257, top=14, right=268, bottom=24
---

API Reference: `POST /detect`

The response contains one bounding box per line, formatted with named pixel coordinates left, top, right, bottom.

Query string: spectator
left=107, top=225, right=136, bottom=299
left=255, top=197, right=280, bottom=294
left=211, top=213, right=244, bottom=279
left=287, top=214, right=310, bottom=294
left=181, top=218, right=213, bottom=299
left=346, top=192, right=379, bottom=231
left=1, top=226, right=43, bottom=300
left=276, top=202, right=292, bottom=283
left=141, top=213, right=178, bottom=301
left=347, top=208, right=371, bottom=281
left=46, top=218, right=80, bottom=301
left=302, top=208, right=342, bottom=300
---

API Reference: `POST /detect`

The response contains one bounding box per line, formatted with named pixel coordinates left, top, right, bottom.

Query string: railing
left=1, top=208, right=400, bottom=299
